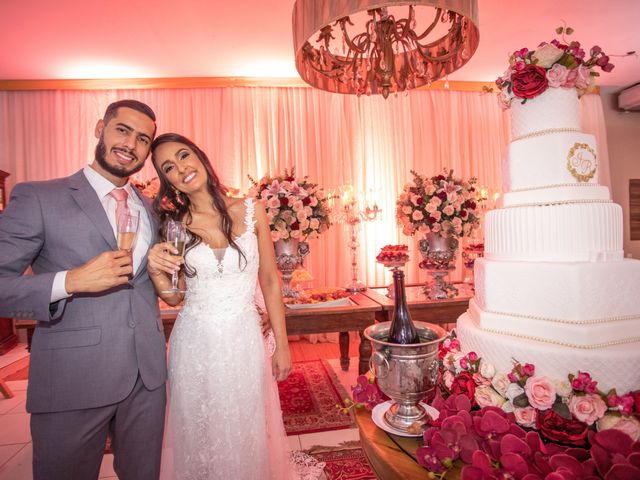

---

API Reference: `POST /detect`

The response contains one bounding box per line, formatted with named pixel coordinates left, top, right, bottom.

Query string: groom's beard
left=94, top=136, right=145, bottom=179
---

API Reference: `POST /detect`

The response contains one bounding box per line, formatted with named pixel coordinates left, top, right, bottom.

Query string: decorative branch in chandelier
left=292, top=0, right=479, bottom=99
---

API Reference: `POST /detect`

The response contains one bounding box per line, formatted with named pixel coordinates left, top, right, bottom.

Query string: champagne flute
left=162, top=220, right=187, bottom=294
left=117, top=210, right=140, bottom=252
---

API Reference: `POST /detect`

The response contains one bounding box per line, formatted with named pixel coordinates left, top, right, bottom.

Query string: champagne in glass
left=117, top=210, right=140, bottom=252
left=162, top=220, right=187, bottom=294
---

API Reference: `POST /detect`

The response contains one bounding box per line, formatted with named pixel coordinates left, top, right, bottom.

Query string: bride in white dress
left=147, top=133, right=324, bottom=480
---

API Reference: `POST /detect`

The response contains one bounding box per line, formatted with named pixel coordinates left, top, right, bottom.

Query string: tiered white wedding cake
left=457, top=85, right=640, bottom=393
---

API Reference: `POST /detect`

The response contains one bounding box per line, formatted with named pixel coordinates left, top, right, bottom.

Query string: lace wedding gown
left=161, top=199, right=324, bottom=480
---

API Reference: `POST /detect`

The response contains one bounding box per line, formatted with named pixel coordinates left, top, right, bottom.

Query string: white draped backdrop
left=0, top=86, right=610, bottom=288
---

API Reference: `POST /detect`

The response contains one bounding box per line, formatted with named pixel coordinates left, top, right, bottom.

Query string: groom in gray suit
left=0, top=100, right=167, bottom=480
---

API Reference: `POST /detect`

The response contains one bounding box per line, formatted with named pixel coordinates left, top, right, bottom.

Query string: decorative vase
left=273, top=238, right=310, bottom=298
left=418, top=233, right=459, bottom=300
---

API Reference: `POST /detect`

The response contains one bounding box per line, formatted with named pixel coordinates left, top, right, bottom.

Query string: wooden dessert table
left=161, top=292, right=380, bottom=374
left=364, top=283, right=472, bottom=328
left=355, top=407, right=461, bottom=479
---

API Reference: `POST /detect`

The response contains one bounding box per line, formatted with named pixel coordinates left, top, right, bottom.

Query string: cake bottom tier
left=457, top=312, right=640, bottom=393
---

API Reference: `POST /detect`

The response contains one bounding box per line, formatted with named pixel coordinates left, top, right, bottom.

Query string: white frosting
left=484, top=202, right=623, bottom=262
left=455, top=84, right=640, bottom=397
left=511, top=88, right=581, bottom=138
left=474, top=257, right=640, bottom=320
left=468, top=299, right=640, bottom=347
left=502, top=184, right=610, bottom=207
left=505, top=132, right=599, bottom=194
left=457, top=312, right=640, bottom=393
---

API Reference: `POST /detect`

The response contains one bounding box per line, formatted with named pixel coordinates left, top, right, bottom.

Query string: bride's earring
left=174, top=188, right=184, bottom=205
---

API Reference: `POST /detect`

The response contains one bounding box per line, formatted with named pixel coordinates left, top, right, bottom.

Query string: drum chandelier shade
left=292, top=0, right=480, bottom=98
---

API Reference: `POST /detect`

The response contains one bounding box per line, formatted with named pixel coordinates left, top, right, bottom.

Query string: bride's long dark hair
left=150, top=133, right=246, bottom=276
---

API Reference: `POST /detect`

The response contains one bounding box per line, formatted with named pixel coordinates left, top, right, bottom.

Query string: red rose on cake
left=536, top=409, right=589, bottom=446
left=511, top=65, right=548, bottom=99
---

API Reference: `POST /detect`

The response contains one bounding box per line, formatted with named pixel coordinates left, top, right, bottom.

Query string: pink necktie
left=109, top=188, right=129, bottom=223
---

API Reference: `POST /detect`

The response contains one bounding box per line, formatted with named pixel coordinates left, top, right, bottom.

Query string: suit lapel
left=68, top=170, right=117, bottom=249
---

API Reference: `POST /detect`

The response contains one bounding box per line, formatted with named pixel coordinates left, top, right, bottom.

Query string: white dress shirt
left=50, top=166, right=153, bottom=302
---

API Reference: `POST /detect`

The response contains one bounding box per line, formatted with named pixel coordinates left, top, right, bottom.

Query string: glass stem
left=171, top=271, right=178, bottom=290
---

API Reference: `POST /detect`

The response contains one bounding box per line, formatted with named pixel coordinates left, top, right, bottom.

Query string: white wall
left=600, top=86, right=640, bottom=258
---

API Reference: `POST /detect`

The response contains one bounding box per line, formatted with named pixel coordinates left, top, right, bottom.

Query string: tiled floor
left=0, top=344, right=361, bottom=479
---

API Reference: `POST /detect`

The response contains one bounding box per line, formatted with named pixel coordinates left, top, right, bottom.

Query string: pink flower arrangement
left=396, top=169, right=479, bottom=238
left=131, top=177, right=160, bottom=199
left=495, top=26, right=615, bottom=108
left=349, top=331, right=640, bottom=478
left=248, top=168, right=331, bottom=242
left=437, top=333, right=640, bottom=446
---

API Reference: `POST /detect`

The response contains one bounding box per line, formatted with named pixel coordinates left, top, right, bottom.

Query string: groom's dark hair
left=103, top=99, right=156, bottom=124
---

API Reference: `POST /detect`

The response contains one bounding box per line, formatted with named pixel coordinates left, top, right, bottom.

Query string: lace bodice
left=181, top=198, right=258, bottom=317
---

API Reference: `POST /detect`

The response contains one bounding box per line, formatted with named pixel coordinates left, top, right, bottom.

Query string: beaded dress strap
left=243, top=197, right=256, bottom=232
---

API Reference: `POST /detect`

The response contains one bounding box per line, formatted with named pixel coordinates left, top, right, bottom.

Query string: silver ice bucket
left=364, top=321, right=447, bottom=433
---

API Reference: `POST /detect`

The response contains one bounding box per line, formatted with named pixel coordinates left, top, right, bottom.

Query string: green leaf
left=556, top=27, right=564, bottom=34
left=513, top=393, right=530, bottom=408
left=552, top=401, right=572, bottom=420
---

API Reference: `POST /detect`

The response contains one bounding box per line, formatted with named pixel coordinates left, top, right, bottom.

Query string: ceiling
left=1, top=0, right=638, bottom=88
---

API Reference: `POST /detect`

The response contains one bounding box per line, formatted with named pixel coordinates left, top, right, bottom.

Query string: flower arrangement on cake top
left=248, top=168, right=331, bottom=242
left=396, top=169, right=479, bottom=238
left=495, top=26, right=615, bottom=109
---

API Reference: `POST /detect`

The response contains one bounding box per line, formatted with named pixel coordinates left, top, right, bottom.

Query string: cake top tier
left=495, top=29, right=614, bottom=111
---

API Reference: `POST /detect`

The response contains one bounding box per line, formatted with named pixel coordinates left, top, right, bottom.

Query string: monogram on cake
left=457, top=40, right=640, bottom=394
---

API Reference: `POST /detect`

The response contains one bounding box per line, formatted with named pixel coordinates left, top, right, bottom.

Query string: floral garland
left=347, top=332, right=640, bottom=478
left=495, top=26, right=615, bottom=109
left=248, top=168, right=331, bottom=242
left=396, top=168, right=479, bottom=238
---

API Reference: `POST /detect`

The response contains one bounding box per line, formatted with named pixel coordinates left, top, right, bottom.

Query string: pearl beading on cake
left=483, top=308, right=640, bottom=325
left=510, top=183, right=601, bottom=193
left=478, top=323, right=640, bottom=349
left=502, top=199, right=612, bottom=209
left=511, top=127, right=581, bottom=142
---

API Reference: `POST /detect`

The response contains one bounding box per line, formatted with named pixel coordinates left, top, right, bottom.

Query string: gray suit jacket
left=0, top=170, right=167, bottom=413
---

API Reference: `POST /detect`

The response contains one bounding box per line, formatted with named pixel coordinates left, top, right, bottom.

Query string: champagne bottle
left=388, top=269, right=420, bottom=344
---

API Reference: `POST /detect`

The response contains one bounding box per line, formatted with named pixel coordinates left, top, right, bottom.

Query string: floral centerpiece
left=131, top=177, right=160, bottom=199
left=347, top=332, right=640, bottom=478
left=396, top=168, right=479, bottom=239
left=249, top=168, right=331, bottom=242
left=495, top=26, right=615, bottom=109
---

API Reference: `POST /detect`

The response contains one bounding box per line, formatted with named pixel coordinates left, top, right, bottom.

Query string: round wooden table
left=354, top=407, right=461, bottom=479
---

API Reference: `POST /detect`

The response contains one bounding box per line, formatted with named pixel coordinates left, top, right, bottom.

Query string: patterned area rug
left=309, top=447, right=376, bottom=480
left=278, top=359, right=355, bottom=435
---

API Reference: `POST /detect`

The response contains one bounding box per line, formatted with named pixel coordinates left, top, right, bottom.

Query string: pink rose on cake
left=568, top=393, right=608, bottom=426
left=513, top=406, right=537, bottom=428
left=474, top=385, right=505, bottom=408
left=524, top=376, right=556, bottom=410
left=597, top=413, right=640, bottom=441
left=545, top=63, right=569, bottom=87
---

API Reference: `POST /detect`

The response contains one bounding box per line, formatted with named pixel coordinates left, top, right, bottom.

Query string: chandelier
left=292, top=0, right=479, bottom=99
